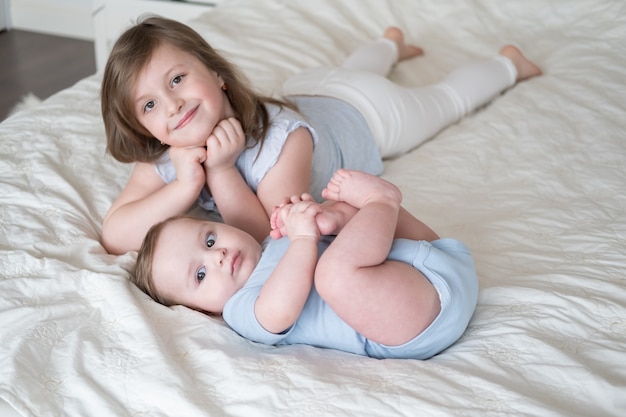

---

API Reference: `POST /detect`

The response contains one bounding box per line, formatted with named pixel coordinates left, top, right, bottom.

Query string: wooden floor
left=0, top=29, right=96, bottom=121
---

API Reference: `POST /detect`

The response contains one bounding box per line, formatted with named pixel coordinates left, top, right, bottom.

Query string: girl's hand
left=277, top=200, right=321, bottom=242
left=205, top=117, right=245, bottom=171
left=168, top=146, right=208, bottom=193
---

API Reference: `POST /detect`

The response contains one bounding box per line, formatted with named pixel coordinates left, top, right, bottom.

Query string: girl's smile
left=175, top=105, right=200, bottom=130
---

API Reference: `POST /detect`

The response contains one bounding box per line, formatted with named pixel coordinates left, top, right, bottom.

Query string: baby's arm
left=254, top=200, right=321, bottom=334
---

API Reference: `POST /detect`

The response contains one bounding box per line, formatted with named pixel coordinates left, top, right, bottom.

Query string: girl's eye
left=171, top=75, right=183, bottom=87
left=143, top=100, right=155, bottom=113
left=196, top=266, right=206, bottom=283
left=206, top=233, right=216, bottom=248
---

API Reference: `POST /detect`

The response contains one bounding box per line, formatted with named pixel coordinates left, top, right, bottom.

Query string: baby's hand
left=270, top=193, right=315, bottom=239
left=204, top=117, right=245, bottom=170
left=274, top=200, right=321, bottom=242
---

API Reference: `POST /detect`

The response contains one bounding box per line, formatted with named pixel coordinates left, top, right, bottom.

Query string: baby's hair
left=132, top=216, right=176, bottom=306
left=101, top=15, right=287, bottom=163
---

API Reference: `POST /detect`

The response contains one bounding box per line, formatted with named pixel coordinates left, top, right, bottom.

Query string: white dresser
left=92, top=0, right=223, bottom=71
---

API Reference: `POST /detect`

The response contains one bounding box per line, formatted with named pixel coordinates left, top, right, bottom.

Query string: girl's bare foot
left=499, top=45, right=542, bottom=81
left=322, top=169, right=402, bottom=209
left=384, top=26, right=423, bottom=62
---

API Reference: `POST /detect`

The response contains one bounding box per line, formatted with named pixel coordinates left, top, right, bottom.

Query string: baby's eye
left=143, top=100, right=155, bottom=113
left=206, top=233, right=216, bottom=248
left=196, top=266, right=206, bottom=283
left=171, top=75, right=183, bottom=87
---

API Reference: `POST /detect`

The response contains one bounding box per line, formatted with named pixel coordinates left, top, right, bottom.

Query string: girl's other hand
left=168, top=146, right=208, bottom=193
left=205, top=117, right=245, bottom=171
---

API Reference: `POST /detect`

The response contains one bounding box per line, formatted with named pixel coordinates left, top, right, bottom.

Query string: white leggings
left=282, top=38, right=517, bottom=158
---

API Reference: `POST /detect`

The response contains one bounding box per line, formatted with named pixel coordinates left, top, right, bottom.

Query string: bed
left=1, top=0, right=625, bottom=416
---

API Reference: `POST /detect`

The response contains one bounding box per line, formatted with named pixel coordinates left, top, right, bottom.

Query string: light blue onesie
left=222, top=236, right=479, bottom=360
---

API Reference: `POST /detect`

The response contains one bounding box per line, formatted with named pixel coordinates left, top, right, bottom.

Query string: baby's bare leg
left=319, top=170, right=401, bottom=269
left=316, top=170, right=439, bottom=345
left=321, top=169, right=401, bottom=268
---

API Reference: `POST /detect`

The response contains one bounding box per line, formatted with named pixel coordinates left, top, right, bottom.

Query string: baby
left=132, top=170, right=478, bottom=359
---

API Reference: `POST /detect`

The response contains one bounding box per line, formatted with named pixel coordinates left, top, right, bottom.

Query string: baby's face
left=151, top=218, right=262, bottom=313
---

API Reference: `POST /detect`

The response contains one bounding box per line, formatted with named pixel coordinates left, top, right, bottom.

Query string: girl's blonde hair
left=101, top=15, right=285, bottom=163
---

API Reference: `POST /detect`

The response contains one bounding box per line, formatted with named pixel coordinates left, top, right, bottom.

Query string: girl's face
left=133, top=43, right=235, bottom=148
left=151, top=218, right=262, bottom=314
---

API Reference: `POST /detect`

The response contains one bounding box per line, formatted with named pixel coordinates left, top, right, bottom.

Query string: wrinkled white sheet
left=1, top=0, right=625, bottom=416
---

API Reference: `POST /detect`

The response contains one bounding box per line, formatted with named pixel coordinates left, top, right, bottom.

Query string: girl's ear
left=216, top=74, right=227, bottom=91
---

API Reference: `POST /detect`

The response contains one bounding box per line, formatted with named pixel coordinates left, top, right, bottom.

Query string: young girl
left=133, top=169, right=478, bottom=359
left=101, top=16, right=541, bottom=254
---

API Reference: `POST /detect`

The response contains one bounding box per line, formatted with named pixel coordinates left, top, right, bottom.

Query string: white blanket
left=1, top=0, right=625, bottom=416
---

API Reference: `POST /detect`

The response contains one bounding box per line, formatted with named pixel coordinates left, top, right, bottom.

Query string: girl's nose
left=166, top=95, right=184, bottom=116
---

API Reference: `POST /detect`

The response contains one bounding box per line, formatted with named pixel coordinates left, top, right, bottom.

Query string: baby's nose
left=213, top=248, right=227, bottom=265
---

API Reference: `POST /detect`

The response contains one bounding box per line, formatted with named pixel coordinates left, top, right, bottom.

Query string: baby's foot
left=270, top=204, right=288, bottom=239
left=322, top=169, right=402, bottom=209
left=384, top=26, right=423, bottom=62
left=314, top=202, right=356, bottom=236
left=499, top=45, right=542, bottom=81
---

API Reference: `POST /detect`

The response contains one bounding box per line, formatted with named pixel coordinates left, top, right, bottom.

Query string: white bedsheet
left=1, top=0, right=625, bottom=416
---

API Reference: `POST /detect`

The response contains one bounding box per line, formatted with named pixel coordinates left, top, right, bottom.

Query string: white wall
left=0, top=0, right=10, bottom=30
left=9, top=0, right=93, bottom=40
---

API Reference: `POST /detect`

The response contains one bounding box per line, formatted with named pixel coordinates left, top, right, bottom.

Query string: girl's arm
left=102, top=147, right=206, bottom=254
left=206, top=122, right=314, bottom=244
left=204, top=118, right=271, bottom=243
left=256, top=126, right=314, bottom=227
left=206, top=166, right=271, bottom=243
left=254, top=201, right=321, bottom=334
